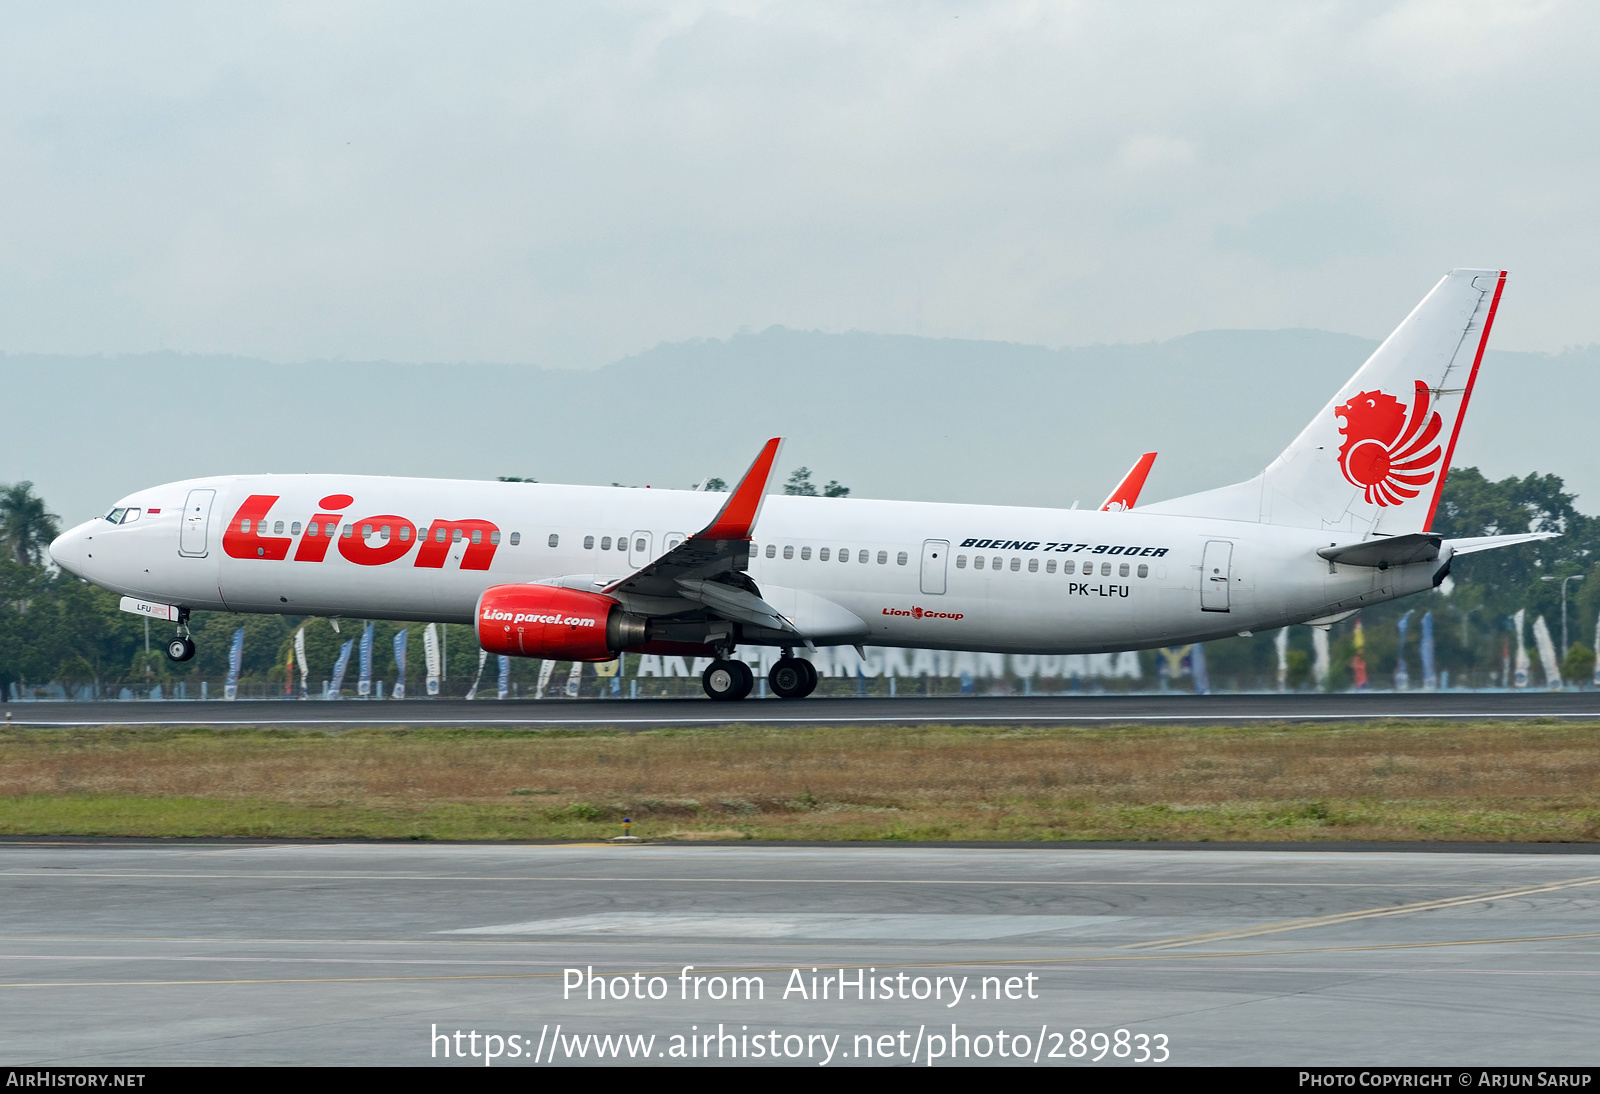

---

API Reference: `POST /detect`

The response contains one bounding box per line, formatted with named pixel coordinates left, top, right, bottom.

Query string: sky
left=3, top=1, right=1599, bottom=370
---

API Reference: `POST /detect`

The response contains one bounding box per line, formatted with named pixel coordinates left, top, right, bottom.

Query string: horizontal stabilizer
left=1445, top=531, right=1560, bottom=556
left=1318, top=533, right=1441, bottom=569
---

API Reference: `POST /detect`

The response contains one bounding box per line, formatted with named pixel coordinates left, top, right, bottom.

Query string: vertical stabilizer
left=1143, top=269, right=1505, bottom=535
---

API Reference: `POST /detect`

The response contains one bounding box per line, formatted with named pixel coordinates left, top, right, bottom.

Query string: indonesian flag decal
left=1334, top=380, right=1443, bottom=507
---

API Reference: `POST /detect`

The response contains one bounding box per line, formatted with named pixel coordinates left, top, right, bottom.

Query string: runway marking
left=7, top=932, right=1600, bottom=989
left=0, top=870, right=1530, bottom=886
left=8, top=712, right=1600, bottom=728
left=1127, top=874, right=1600, bottom=950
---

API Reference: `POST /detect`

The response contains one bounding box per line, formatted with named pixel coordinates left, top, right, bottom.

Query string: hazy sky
left=3, top=1, right=1597, bottom=367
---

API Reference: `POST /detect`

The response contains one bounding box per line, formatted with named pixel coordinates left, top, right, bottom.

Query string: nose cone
left=49, top=521, right=94, bottom=578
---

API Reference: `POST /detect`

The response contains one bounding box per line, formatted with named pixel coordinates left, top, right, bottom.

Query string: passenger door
left=179, top=489, right=215, bottom=557
left=920, top=539, right=949, bottom=595
left=1200, top=540, right=1233, bottom=612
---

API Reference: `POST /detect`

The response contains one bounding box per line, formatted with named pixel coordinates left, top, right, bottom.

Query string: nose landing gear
left=769, top=654, right=818, bottom=699
left=163, top=609, right=195, bottom=663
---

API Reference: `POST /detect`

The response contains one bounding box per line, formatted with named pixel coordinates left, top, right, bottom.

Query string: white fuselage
left=49, top=473, right=1442, bottom=654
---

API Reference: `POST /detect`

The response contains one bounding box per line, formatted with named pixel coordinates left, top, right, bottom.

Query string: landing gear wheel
left=769, top=656, right=817, bottom=699
left=165, top=636, right=196, bottom=663
left=702, top=658, right=754, bottom=701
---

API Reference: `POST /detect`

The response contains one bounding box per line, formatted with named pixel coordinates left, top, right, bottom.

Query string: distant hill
left=5, top=328, right=1596, bottom=525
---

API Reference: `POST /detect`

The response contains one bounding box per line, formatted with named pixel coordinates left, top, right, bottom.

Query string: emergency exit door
left=628, top=530, right=653, bottom=568
left=1200, top=540, right=1233, bottom=612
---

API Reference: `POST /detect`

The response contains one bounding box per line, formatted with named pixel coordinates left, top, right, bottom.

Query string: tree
left=784, top=467, right=850, bottom=498
left=0, top=482, right=61, bottom=566
left=701, top=477, right=727, bottom=492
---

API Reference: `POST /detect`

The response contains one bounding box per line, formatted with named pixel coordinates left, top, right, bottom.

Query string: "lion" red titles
left=221, top=493, right=501, bottom=570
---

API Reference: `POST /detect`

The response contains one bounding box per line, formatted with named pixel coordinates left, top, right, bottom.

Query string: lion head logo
left=1334, top=380, right=1443, bottom=506
left=911, top=606, right=924, bottom=619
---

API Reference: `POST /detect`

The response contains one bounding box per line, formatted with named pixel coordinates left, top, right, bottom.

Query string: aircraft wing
left=1101, top=453, right=1157, bottom=511
left=601, top=438, right=797, bottom=635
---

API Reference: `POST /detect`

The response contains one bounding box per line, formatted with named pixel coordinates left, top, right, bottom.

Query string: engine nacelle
left=475, top=584, right=651, bottom=661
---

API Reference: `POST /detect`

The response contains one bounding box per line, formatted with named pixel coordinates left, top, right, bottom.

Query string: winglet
left=697, top=438, right=784, bottom=540
left=1101, top=452, right=1157, bottom=512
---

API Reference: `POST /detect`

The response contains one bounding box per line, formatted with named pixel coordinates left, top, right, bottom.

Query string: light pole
left=1541, top=574, right=1585, bottom=657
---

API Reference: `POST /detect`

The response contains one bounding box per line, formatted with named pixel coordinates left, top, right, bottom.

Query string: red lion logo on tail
left=1334, top=381, right=1443, bottom=506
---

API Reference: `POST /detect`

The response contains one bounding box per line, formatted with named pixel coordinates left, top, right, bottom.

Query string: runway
left=6, top=690, right=1600, bottom=727
left=3, top=841, right=1598, bottom=1065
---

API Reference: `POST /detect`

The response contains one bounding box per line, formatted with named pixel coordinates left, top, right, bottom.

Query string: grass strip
left=0, top=720, right=1596, bottom=842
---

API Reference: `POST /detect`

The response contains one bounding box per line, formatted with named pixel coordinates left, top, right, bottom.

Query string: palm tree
left=0, top=482, right=61, bottom=566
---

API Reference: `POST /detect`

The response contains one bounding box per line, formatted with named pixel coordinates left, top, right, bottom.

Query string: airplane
left=49, top=268, right=1554, bottom=701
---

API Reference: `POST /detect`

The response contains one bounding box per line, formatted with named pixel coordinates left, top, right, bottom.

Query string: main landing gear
left=701, top=658, right=754, bottom=702
left=700, top=649, right=818, bottom=701
left=768, top=654, right=817, bottom=699
left=164, top=609, right=195, bottom=663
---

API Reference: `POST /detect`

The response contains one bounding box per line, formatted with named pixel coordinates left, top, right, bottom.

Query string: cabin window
left=433, top=528, right=445, bottom=543
left=1101, top=561, right=1111, bottom=576
left=1028, top=558, right=1038, bottom=573
left=272, top=521, right=284, bottom=535
left=783, top=545, right=794, bottom=560
left=1010, top=557, right=1021, bottom=572
left=239, top=518, right=252, bottom=533
left=381, top=525, right=392, bottom=540
left=1063, top=560, right=1075, bottom=574
left=400, top=526, right=412, bottom=541
left=306, top=523, right=319, bottom=537
left=635, top=537, right=646, bottom=553
left=956, top=555, right=967, bottom=568
left=361, top=524, right=373, bottom=538
left=342, top=524, right=353, bottom=538
left=897, top=551, right=908, bottom=565
left=801, top=546, right=811, bottom=560
left=1137, top=563, right=1149, bottom=578
left=601, top=536, right=611, bottom=550
left=472, top=530, right=483, bottom=544
left=840, top=548, right=851, bottom=563
left=992, top=556, right=1002, bottom=570
left=584, top=535, right=595, bottom=550
left=766, top=544, right=776, bottom=558
left=857, top=549, right=867, bottom=563
left=453, top=528, right=464, bottom=543
left=548, top=534, right=559, bottom=547
left=489, top=531, right=500, bottom=545
left=818, top=547, right=830, bottom=561
left=510, top=532, right=521, bottom=546
left=291, top=522, right=302, bottom=535
left=973, top=555, right=984, bottom=570
left=1046, top=559, right=1056, bottom=573
left=1119, top=562, right=1129, bottom=577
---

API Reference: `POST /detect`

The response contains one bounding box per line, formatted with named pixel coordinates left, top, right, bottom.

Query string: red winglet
left=1101, top=452, right=1157, bottom=512
left=697, top=438, right=784, bottom=540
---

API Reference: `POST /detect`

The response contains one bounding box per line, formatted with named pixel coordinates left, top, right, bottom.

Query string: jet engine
left=475, top=584, right=651, bottom=661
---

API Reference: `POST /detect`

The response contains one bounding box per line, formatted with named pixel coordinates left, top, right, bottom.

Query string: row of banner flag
left=211, top=607, right=1596, bottom=699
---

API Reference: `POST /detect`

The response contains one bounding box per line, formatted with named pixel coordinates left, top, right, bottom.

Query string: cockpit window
left=122, top=508, right=140, bottom=523
left=104, top=508, right=140, bottom=524
left=105, top=508, right=126, bottom=524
